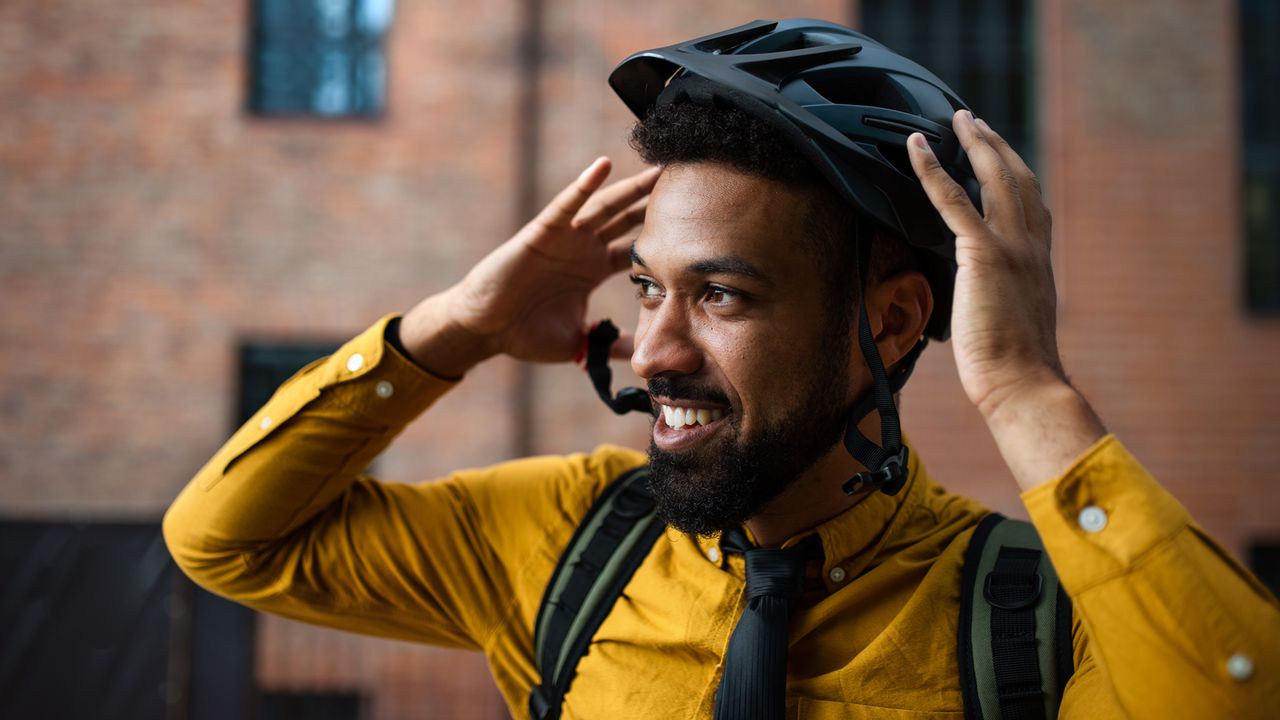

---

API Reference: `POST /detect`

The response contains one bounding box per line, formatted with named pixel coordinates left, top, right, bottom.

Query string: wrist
left=982, top=376, right=1107, bottom=493
left=975, top=367, right=1061, bottom=423
left=399, top=288, right=498, bottom=379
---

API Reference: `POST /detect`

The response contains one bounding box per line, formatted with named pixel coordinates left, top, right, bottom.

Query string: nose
left=630, top=302, right=703, bottom=380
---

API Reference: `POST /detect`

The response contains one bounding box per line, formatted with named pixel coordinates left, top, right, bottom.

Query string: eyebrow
left=630, top=244, right=774, bottom=285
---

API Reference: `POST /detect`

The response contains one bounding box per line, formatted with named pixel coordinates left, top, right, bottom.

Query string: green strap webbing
left=530, top=466, right=662, bottom=720
left=531, top=488, right=1075, bottom=720
left=959, top=514, right=1075, bottom=720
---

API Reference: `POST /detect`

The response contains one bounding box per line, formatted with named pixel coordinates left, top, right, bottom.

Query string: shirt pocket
left=796, top=698, right=964, bottom=719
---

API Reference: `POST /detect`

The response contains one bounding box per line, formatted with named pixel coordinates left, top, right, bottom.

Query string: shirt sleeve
left=1023, top=435, right=1280, bottom=718
left=162, top=314, right=642, bottom=652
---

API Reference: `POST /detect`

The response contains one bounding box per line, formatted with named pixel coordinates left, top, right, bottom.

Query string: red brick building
left=1, top=0, right=1276, bottom=718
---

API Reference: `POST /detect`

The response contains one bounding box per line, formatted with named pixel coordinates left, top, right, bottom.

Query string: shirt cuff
left=316, top=313, right=461, bottom=428
left=1021, top=434, right=1193, bottom=593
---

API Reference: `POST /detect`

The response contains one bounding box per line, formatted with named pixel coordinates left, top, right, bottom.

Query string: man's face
left=629, top=163, right=857, bottom=536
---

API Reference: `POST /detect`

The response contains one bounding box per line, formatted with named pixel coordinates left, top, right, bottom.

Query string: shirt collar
left=688, top=437, right=930, bottom=591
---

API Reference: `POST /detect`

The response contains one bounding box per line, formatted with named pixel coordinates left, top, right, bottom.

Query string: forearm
left=980, top=377, right=1107, bottom=493
left=398, top=287, right=499, bottom=379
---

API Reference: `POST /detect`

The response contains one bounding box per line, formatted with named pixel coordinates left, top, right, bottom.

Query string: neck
left=743, top=411, right=886, bottom=548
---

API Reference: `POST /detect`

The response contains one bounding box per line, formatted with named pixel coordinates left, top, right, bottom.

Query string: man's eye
left=629, top=274, right=661, bottom=299
left=706, top=285, right=739, bottom=304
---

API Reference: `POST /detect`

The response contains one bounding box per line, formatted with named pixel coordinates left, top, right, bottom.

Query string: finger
left=974, top=118, right=1052, bottom=238
left=607, top=236, right=637, bottom=272
left=534, top=157, right=612, bottom=229
left=907, top=132, right=989, bottom=240
left=574, top=165, right=660, bottom=233
left=595, top=196, right=648, bottom=244
left=609, top=327, right=634, bottom=360
left=951, top=110, right=1026, bottom=233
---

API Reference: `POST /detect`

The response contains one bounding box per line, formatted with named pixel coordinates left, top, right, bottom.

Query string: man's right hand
left=399, top=157, right=659, bottom=378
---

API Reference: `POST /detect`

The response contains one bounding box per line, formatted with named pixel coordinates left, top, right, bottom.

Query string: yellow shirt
left=164, top=315, right=1280, bottom=719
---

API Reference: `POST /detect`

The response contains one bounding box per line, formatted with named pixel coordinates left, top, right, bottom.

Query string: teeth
left=661, top=405, right=726, bottom=429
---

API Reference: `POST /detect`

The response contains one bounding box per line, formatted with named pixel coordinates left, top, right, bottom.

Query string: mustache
left=647, top=377, right=731, bottom=407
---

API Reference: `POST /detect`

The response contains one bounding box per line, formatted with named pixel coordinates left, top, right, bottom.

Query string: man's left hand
left=907, top=110, right=1105, bottom=491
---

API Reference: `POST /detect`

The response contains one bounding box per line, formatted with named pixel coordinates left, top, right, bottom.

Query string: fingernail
left=910, top=133, right=931, bottom=153
left=963, top=109, right=977, bottom=127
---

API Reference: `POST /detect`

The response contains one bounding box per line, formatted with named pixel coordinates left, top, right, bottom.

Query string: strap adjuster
left=841, top=446, right=909, bottom=496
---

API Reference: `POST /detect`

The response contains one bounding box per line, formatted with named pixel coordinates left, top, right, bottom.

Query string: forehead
left=633, top=163, right=818, bottom=277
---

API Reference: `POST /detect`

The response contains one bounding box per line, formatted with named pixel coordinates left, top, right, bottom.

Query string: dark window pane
left=861, top=0, right=1036, bottom=166
left=249, top=0, right=394, bottom=118
left=1249, top=542, right=1280, bottom=598
left=1242, top=0, right=1280, bottom=310
left=237, top=341, right=342, bottom=426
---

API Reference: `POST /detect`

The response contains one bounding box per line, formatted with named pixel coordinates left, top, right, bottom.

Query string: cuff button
left=346, top=353, right=365, bottom=373
left=1078, top=505, right=1108, bottom=533
left=1227, top=653, right=1254, bottom=681
left=375, top=381, right=394, bottom=399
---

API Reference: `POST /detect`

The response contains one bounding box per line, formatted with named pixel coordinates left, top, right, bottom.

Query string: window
left=860, top=0, right=1036, bottom=165
left=1242, top=0, right=1280, bottom=310
left=249, top=0, right=396, bottom=118
left=238, top=341, right=343, bottom=425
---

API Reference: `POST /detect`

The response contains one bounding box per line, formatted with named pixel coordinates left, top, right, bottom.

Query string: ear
left=866, top=270, right=933, bottom=370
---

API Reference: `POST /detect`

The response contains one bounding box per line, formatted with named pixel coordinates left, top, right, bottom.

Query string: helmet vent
left=803, top=72, right=911, bottom=114
left=864, top=116, right=941, bottom=142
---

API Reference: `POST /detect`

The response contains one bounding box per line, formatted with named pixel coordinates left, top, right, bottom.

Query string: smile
left=659, top=405, right=726, bottom=428
left=652, top=399, right=732, bottom=452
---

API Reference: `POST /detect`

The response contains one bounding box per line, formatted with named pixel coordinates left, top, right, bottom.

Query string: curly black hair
left=630, top=99, right=918, bottom=330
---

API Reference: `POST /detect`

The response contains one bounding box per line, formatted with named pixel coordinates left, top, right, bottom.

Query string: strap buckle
left=841, top=446, right=909, bottom=496
left=983, top=571, right=1043, bottom=611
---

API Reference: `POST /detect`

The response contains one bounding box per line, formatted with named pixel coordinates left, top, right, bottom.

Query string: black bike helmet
left=589, top=19, right=982, bottom=495
left=609, top=17, right=980, bottom=342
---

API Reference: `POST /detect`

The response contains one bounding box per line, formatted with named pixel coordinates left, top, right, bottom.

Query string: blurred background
left=1, top=0, right=1277, bottom=718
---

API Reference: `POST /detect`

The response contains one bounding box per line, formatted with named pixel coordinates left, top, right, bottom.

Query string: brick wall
left=2, top=0, right=1276, bottom=718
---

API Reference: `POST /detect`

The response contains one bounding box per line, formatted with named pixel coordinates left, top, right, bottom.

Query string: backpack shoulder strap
left=959, top=514, right=1075, bottom=720
left=528, top=465, right=664, bottom=720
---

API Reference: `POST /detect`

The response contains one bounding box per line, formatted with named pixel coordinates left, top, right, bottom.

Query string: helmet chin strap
left=583, top=216, right=925, bottom=497
left=584, top=320, right=652, bottom=415
left=841, top=217, right=923, bottom=497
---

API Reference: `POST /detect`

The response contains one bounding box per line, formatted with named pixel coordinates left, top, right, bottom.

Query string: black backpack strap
left=529, top=465, right=664, bottom=720
left=959, top=514, right=1075, bottom=720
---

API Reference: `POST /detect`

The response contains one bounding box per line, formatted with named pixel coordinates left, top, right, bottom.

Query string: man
left=164, top=19, right=1278, bottom=719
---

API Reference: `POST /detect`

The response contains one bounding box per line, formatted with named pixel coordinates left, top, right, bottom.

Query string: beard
left=645, top=327, right=853, bottom=538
